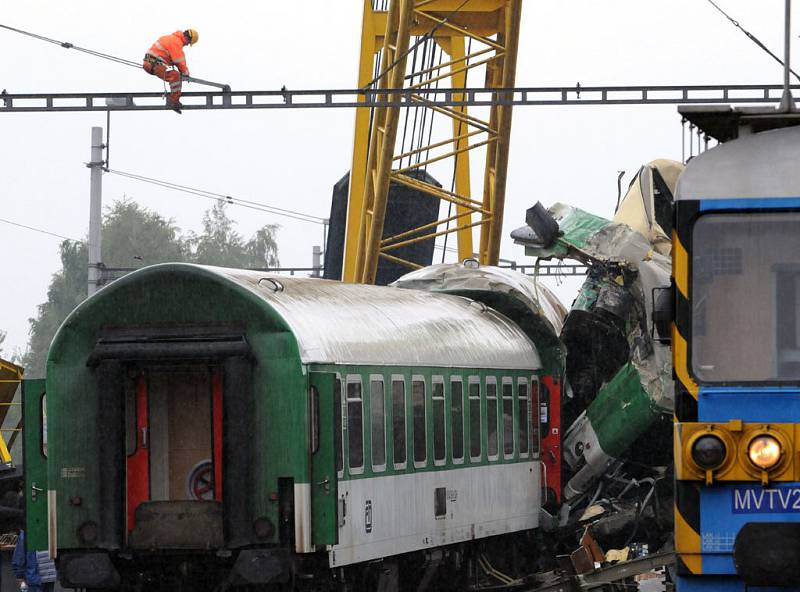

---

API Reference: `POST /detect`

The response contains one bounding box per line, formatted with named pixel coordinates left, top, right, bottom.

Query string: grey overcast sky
left=0, top=0, right=793, bottom=357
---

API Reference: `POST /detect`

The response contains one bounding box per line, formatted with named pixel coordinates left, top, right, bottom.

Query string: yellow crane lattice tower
left=343, top=0, right=523, bottom=284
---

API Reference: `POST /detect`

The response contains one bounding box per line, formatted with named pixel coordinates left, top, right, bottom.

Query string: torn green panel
left=555, top=205, right=613, bottom=250
left=570, top=273, right=601, bottom=312
left=521, top=204, right=612, bottom=260
left=586, top=363, right=661, bottom=459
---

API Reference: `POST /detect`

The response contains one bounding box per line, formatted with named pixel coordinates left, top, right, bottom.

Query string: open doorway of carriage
left=124, top=364, right=223, bottom=535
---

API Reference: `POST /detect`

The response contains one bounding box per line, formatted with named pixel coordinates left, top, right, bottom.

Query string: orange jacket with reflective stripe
left=148, top=31, right=189, bottom=75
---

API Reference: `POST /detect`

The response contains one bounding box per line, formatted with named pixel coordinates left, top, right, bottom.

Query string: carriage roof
left=676, top=124, right=800, bottom=201
left=59, top=264, right=541, bottom=370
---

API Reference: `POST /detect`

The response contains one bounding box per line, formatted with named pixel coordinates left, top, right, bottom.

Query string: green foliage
left=23, top=241, right=89, bottom=376
left=21, top=199, right=280, bottom=378
left=187, top=202, right=280, bottom=269
left=245, top=225, right=281, bottom=269
left=102, top=200, right=188, bottom=267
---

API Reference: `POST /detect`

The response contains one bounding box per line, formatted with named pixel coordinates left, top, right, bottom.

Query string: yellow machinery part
left=0, top=358, right=23, bottom=465
left=343, top=0, right=522, bottom=283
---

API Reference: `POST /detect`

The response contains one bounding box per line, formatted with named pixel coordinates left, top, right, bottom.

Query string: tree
left=22, top=240, right=89, bottom=376
left=21, top=201, right=187, bottom=377
left=21, top=199, right=280, bottom=377
left=102, top=199, right=188, bottom=267
left=188, top=201, right=248, bottom=267
left=188, top=201, right=280, bottom=268
left=244, top=225, right=281, bottom=269
left=0, top=330, right=6, bottom=357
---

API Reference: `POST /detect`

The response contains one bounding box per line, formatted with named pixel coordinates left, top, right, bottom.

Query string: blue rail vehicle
left=673, top=107, right=800, bottom=591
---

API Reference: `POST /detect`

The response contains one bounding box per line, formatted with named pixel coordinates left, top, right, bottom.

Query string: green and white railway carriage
left=25, top=264, right=544, bottom=590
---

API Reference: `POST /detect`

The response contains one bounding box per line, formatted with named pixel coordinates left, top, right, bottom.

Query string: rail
left=1, top=84, right=798, bottom=112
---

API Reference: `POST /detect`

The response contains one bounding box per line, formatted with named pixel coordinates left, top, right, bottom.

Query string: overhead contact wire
left=105, top=169, right=327, bottom=225
left=703, top=0, right=800, bottom=82
left=0, top=23, right=141, bottom=69
left=0, top=217, right=82, bottom=242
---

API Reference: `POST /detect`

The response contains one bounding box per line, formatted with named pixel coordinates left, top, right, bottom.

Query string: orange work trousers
left=143, top=59, right=182, bottom=103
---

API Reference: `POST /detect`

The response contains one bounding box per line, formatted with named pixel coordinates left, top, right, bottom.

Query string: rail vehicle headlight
left=748, top=435, right=782, bottom=470
left=77, top=521, right=99, bottom=544
left=691, top=434, right=727, bottom=470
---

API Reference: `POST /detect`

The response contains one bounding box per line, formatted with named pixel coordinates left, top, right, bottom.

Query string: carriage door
left=23, top=379, right=50, bottom=553
left=125, top=366, right=223, bottom=533
left=310, top=373, right=338, bottom=545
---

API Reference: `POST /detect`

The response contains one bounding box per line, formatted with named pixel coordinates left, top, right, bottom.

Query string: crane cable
left=0, top=23, right=142, bottom=69
left=703, top=0, right=800, bottom=82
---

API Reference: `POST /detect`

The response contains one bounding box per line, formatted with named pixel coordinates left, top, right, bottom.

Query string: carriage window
left=531, top=378, right=541, bottom=455
left=347, top=377, right=363, bottom=470
left=450, top=378, right=464, bottom=462
left=432, top=378, right=445, bottom=463
left=41, top=393, right=48, bottom=458
left=334, top=377, right=343, bottom=473
left=310, top=386, right=320, bottom=454
left=487, top=378, right=498, bottom=459
left=469, top=378, right=481, bottom=459
left=370, top=378, right=386, bottom=469
left=518, top=379, right=529, bottom=456
left=412, top=378, right=427, bottom=465
left=392, top=378, right=407, bottom=467
left=502, top=379, right=514, bottom=457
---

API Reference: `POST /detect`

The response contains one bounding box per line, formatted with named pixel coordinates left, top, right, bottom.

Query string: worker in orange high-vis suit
left=143, top=29, right=199, bottom=113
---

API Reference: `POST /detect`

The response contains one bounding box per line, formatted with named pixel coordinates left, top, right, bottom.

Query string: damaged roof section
left=512, top=159, right=682, bottom=262
left=392, top=262, right=567, bottom=375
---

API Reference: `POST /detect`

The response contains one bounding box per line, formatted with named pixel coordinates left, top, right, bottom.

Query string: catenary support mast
left=87, top=127, right=104, bottom=296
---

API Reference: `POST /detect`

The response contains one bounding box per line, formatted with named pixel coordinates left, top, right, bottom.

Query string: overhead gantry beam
left=1, top=84, right=797, bottom=112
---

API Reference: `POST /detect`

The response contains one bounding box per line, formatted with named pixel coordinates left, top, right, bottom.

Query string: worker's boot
left=167, top=99, right=183, bottom=114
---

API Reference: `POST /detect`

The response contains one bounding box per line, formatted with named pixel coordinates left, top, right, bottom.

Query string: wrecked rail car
left=392, top=244, right=675, bottom=581
left=507, top=160, right=683, bottom=579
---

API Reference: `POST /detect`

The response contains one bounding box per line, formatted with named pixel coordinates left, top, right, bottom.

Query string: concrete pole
left=87, top=127, right=104, bottom=296
left=780, top=0, right=795, bottom=112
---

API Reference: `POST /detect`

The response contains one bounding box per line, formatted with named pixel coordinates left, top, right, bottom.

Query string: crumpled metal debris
left=511, top=160, right=681, bottom=565
left=512, top=200, right=674, bottom=500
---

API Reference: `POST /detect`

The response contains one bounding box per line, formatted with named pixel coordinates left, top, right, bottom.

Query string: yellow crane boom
left=344, top=0, right=523, bottom=284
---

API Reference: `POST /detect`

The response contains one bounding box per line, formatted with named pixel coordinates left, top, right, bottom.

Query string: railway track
left=523, top=552, right=674, bottom=592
